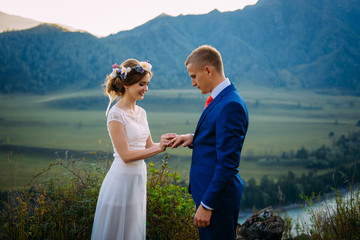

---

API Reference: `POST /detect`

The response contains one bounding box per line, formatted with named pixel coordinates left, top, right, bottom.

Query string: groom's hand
left=194, top=205, right=212, bottom=228
left=169, top=134, right=193, bottom=148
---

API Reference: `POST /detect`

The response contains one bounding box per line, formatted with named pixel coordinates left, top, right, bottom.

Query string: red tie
left=204, top=95, right=213, bottom=109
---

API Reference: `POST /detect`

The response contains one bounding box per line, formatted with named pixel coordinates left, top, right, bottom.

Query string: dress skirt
left=91, top=158, right=147, bottom=240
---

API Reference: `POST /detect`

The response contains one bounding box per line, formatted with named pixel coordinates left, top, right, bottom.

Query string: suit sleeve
left=201, top=100, right=248, bottom=209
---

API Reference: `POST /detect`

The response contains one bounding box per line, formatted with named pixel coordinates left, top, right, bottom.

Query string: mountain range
left=0, top=11, right=80, bottom=34
left=0, top=0, right=359, bottom=94
left=0, top=11, right=41, bottom=33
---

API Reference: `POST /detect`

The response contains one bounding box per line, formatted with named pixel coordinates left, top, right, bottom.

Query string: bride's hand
left=160, top=133, right=178, bottom=151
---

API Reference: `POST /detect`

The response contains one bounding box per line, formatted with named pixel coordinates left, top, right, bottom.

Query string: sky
left=1, top=0, right=259, bottom=37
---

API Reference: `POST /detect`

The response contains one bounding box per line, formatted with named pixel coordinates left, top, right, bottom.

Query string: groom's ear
left=204, top=66, right=213, bottom=76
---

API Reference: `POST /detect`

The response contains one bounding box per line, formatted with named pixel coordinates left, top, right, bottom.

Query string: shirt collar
left=210, top=78, right=231, bottom=99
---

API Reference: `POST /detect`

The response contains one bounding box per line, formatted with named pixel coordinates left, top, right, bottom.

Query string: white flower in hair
left=120, top=66, right=131, bottom=78
left=110, top=69, right=117, bottom=78
left=110, top=71, right=116, bottom=78
left=139, top=61, right=152, bottom=72
left=122, top=67, right=131, bottom=74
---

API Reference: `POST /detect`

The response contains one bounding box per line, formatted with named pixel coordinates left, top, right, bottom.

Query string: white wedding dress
left=91, top=105, right=150, bottom=240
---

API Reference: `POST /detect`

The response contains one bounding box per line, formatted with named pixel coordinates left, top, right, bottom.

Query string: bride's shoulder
left=108, top=105, right=121, bottom=114
left=137, top=106, right=146, bottom=113
left=137, top=106, right=147, bottom=118
left=107, top=105, right=125, bottom=121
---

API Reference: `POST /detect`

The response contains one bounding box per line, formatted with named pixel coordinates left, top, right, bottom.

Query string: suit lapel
left=194, top=83, right=236, bottom=136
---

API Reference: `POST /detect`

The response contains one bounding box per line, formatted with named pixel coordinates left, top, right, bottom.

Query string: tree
left=296, top=147, right=309, bottom=159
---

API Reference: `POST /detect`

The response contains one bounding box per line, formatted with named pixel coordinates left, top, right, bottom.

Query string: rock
left=236, top=206, right=284, bottom=240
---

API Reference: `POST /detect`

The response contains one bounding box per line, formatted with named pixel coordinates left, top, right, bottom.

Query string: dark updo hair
left=104, top=59, right=152, bottom=99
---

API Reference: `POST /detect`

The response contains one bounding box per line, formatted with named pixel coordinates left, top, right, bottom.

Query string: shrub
left=147, top=155, right=199, bottom=239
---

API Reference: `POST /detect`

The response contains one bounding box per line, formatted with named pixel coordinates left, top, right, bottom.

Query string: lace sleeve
left=107, top=108, right=126, bottom=125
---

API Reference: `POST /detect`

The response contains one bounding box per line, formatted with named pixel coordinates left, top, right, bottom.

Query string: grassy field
left=1, top=84, right=360, bottom=189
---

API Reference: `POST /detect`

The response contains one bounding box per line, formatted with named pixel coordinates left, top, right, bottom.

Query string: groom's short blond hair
left=185, top=45, right=223, bottom=73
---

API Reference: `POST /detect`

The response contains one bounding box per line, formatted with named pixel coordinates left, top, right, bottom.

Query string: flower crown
left=110, top=61, right=152, bottom=80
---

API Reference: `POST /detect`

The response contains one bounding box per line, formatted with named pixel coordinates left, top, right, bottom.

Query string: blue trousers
left=198, top=208, right=239, bottom=240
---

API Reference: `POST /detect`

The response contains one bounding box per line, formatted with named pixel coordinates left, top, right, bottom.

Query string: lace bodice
left=107, top=105, right=150, bottom=158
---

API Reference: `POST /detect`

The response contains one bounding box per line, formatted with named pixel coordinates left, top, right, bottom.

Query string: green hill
left=0, top=0, right=359, bottom=94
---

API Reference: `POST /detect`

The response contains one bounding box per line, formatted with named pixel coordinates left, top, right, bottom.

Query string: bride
left=91, top=59, right=175, bottom=239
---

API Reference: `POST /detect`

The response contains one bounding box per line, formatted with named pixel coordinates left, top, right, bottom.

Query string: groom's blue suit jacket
left=190, top=83, right=248, bottom=211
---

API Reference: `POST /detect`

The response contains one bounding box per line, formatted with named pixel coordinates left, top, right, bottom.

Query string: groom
left=168, top=45, right=249, bottom=239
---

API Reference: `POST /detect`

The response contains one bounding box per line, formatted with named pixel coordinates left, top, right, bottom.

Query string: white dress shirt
left=210, top=77, right=231, bottom=100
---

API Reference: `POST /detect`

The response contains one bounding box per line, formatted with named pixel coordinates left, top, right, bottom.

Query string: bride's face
left=126, top=73, right=151, bottom=100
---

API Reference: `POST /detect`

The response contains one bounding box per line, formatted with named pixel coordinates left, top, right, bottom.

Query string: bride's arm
left=109, top=121, right=165, bottom=163
left=109, top=122, right=176, bottom=163
left=145, top=132, right=160, bottom=149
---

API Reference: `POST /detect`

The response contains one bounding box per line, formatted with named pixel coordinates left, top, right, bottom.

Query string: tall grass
left=299, top=186, right=360, bottom=240
left=0, top=151, right=108, bottom=239
left=283, top=175, right=360, bottom=239
left=0, top=153, right=198, bottom=239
